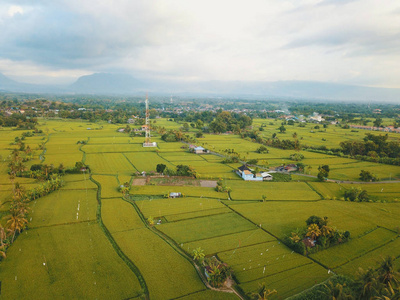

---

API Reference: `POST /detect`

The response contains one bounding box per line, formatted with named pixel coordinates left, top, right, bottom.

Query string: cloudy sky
left=0, top=0, right=399, bottom=87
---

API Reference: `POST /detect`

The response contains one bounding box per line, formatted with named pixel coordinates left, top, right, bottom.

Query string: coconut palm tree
left=192, top=247, right=205, bottom=263
left=306, top=224, right=321, bottom=240
left=251, top=283, right=277, bottom=300
left=377, top=256, right=400, bottom=287
left=6, top=211, right=28, bottom=243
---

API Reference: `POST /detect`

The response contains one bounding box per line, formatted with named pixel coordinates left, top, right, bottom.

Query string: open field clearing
left=308, top=182, right=343, bottom=199
left=137, top=196, right=228, bottom=218
left=91, top=174, right=121, bottom=198
left=88, top=136, right=133, bottom=144
left=157, top=212, right=257, bottom=244
left=43, top=153, right=83, bottom=167
left=239, top=260, right=330, bottom=299
left=29, top=189, right=97, bottom=228
left=0, top=222, right=143, bottom=299
left=61, top=173, right=97, bottom=190
left=340, top=182, right=400, bottom=201
left=132, top=185, right=228, bottom=199
left=113, top=227, right=206, bottom=299
left=101, top=198, right=145, bottom=233
left=82, top=143, right=146, bottom=153
left=185, top=229, right=275, bottom=255
left=85, top=153, right=134, bottom=175
left=231, top=200, right=400, bottom=239
left=310, top=227, right=398, bottom=269
left=165, top=207, right=230, bottom=222
left=124, top=151, right=174, bottom=172
left=228, top=181, right=321, bottom=201
left=334, top=237, right=400, bottom=275
left=177, top=290, right=238, bottom=300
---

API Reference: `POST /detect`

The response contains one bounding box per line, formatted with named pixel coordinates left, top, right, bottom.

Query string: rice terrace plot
left=1, top=106, right=400, bottom=300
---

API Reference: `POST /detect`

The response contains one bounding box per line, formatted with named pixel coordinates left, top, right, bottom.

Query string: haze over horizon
left=0, top=0, right=399, bottom=89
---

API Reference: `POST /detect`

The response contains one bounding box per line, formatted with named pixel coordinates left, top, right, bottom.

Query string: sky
left=0, top=0, right=399, bottom=87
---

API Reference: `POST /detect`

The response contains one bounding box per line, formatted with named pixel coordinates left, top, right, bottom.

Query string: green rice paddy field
left=0, top=118, right=399, bottom=299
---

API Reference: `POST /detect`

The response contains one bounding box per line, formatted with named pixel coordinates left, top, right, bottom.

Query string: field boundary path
left=90, top=175, right=150, bottom=300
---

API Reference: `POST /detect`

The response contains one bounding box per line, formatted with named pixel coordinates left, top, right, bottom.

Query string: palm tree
left=306, top=224, right=321, bottom=240
left=6, top=211, right=28, bottom=243
left=251, top=283, right=277, bottom=300
left=378, top=256, right=400, bottom=287
left=322, top=281, right=353, bottom=300
left=357, top=267, right=380, bottom=299
left=192, top=247, right=205, bottom=263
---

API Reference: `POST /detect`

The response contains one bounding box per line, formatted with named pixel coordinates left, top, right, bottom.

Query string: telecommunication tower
left=143, top=94, right=157, bottom=147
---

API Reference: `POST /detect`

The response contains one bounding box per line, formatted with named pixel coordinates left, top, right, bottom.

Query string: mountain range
left=1, top=72, right=400, bottom=102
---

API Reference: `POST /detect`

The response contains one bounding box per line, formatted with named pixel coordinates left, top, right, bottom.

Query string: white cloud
left=0, top=0, right=399, bottom=87
left=8, top=5, right=24, bottom=17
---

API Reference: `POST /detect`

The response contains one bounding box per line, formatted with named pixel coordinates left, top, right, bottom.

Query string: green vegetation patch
left=91, top=174, right=121, bottom=198
left=101, top=198, right=145, bottom=233
left=165, top=207, right=230, bottom=222
left=310, top=227, right=397, bottom=269
left=228, top=181, right=320, bottom=201
left=85, top=153, right=134, bottom=176
left=113, top=228, right=205, bottom=299
left=132, top=185, right=227, bottom=199
left=137, top=197, right=227, bottom=218
left=29, top=189, right=97, bottom=228
left=231, top=200, right=400, bottom=239
left=157, top=212, right=256, bottom=244
left=334, top=237, right=400, bottom=276
left=185, top=229, right=275, bottom=256
left=124, top=152, right=174, bottom=172
left=239, top=260, right=330, bottom=299
left=0, top=223, right=143, bottom=299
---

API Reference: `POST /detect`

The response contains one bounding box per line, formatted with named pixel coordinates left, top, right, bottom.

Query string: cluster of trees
left=340, top=133, right=400, bottom=161
left=359, top=170, right=379, bottom=182
left=343, top=187, right=370, bottom=202
left=215, top=179, right=231, bottom=194
left=203, top=256, right=233, bottom=288
left=156, top=164, right=196, bottom=177
left=295, top=256, right=400, bottom=300
left=0, top=112, right=38, bottom=129
left=285, top=216, right=350, bottom=255
left=317, top=165, right=330, bottom=181
left=290, top=153, right=304, bottom=161
left=208, top=111, right=252, bottom=133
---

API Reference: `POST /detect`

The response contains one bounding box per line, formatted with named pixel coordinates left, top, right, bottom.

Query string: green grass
left=113, top=228, right=206, bottom=299
left=91, top=174, right=121, bottom=198
left=230, top=200, right=400, bottom=239
left=132, top=185, right=228, bottom=199
left=0, top=222, right=143, bottom=299
left=124, top=152, right=174, bottom=172
left=228, top=181, right=321, bottom=201
left=29, top=189, right=97, bottom=228
left=85, top=153, right=135, bottom=176
left=137, top=196, right=227, bottom=219
left=101, top=198, right=145, bottom=233
left=309, top=227, right=398, bottom=269
left=157, top=212, right=257, bottom=244
left=185, top=229, right=275, bottom=256
left=334, top=236, right=400, bottom=276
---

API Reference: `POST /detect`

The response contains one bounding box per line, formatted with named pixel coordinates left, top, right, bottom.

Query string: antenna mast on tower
left=143, top=94, right=157, bottom=147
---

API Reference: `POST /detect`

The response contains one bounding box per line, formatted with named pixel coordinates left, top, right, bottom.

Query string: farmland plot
left=0, top=222, right=143, bottom=299
left=113, top=228, right=206, bottom=299
left=85, top=153, right=134, bottom=175
left=124, top=152, right=174, bottom=172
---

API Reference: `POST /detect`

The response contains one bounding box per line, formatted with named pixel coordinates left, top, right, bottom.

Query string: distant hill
left=0, top=72, right=62, bottom=93
left=0, top=71, right=400, bottom=102
left=69, top=73, right=144, bottom=94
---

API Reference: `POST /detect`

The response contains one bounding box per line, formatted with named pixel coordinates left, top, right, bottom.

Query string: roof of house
left=261, top=172, right=272, bottom=177
left=243, top=170, right=253, bottom=175
left=238, top=165, right=251, bottom=172
left=194, top=146, right=205, bottom=151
